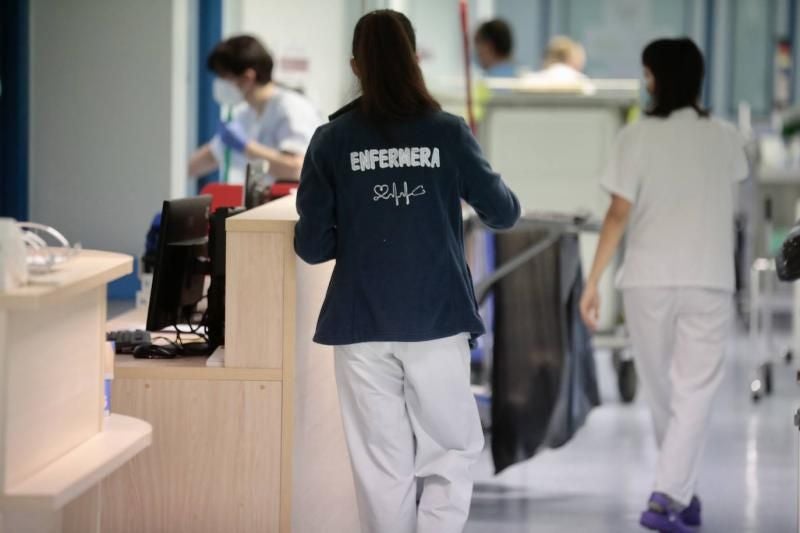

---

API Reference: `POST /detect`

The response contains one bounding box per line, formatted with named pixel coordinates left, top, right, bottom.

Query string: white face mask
left=213, top=78, right=244, bottom=106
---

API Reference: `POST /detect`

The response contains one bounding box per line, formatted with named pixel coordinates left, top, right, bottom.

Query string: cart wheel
left=751, top=377, right=764, bottom=403
left=785, top=350, right=794, bottom=364
left=617, top=359, right=637, bottom=404
left=762, top=362, right=774, bottom=395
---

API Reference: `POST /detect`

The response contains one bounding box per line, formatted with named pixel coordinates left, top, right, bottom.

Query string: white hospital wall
left=227, top=0, right=360, bottom=117
left=28, top=0, right=194, bottom=265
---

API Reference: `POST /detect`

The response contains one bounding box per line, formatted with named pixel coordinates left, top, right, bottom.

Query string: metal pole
left=459, top=0, right=476, bottom=133
left=795, top=401, right=800, bottom=532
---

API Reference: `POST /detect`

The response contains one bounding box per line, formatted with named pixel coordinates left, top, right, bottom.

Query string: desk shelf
left=0, top=250, right=132, bottom=310
left=1, top=414, right=152, bottom=512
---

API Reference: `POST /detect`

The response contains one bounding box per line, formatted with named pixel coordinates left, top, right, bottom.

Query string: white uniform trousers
left=623, top=288, right=732, bottom=506
left=334, top=334, right=485, bottom=533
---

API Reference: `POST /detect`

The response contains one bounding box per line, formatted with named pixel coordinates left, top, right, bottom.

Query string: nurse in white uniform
left=188, top=35, right=321, bottom=185
left=580, top=38, right=748, bottom=533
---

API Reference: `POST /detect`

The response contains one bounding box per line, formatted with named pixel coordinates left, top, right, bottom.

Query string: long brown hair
left=352, top=10, right=441, bottom=122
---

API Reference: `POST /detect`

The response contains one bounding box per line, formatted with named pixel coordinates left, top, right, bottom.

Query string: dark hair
left=475, top=19, right=513, bottom=58
left=642, top=38, right=708, bottom=118
left=207, top=35, right=273, bottom=84
left=352, top=10, right=441, bottom=122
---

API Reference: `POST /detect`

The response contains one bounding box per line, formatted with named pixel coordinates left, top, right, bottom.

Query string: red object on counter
left=199, top=183, right=244, bottom=212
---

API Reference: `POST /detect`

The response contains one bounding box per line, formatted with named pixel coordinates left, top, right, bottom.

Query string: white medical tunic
left=525, top=63, right=588, bottom=83
left=210, top=87, right=322, bottom=184
left=601, top=108, right=749, bottom=292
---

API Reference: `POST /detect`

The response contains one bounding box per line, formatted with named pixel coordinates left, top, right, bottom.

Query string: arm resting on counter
left=455, top=119, right=521, bottom=230
left=294, top=128, right=337, bottom=264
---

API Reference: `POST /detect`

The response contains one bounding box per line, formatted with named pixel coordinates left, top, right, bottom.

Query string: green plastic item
left=770, top=227, right=791, bottom=256
left=221, top=107, right=233, bottom=184
left=783, top=120, right=800, bottom=140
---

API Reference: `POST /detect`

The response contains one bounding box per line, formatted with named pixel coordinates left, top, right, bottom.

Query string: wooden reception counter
left=0, top=250, right=151, bottom=533
left=101, top=196, right=359, bottom=532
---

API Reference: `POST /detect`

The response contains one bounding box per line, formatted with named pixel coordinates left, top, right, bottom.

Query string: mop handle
left=459, top=0, right=476, bottom=134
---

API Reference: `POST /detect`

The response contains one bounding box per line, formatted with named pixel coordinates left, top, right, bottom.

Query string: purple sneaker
left=680, top=496, right=701, bottom=527
left=640, top=492, right=693, bottom=533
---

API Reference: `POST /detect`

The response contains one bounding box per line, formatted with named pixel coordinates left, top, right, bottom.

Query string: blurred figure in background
left=580, top=38, right=748, bottom=533
left=535, top=35, right=587, bottom=82
left=188, top=35, right=321, bottom=185
left=474, top=19, right=516, bottom=78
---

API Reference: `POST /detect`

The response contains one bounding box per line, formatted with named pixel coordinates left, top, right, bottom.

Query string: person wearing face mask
left=188, top=35, right=322, bottom=184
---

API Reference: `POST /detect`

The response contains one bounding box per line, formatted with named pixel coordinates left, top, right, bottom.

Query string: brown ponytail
left=352, top=10, right=441, bottom=122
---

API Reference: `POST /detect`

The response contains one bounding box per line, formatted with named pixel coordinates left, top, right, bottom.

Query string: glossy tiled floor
left=466, top=332, right=798, bottom=533
left=111, top=298, right=797, bottom=531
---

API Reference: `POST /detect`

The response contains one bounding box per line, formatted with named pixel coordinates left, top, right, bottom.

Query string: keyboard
left=107, top=329, right=152, bottom=354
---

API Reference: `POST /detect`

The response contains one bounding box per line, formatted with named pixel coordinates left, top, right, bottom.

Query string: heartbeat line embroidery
left=373, top=182, right=427, bottom=206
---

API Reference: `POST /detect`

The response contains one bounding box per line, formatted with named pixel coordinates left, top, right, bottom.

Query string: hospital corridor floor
left=465, top=331, right=797, bottom=533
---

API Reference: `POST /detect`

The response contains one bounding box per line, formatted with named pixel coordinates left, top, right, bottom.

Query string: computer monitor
left=146, top=195, right=212, bottom=334
left=206, top=206, right=244, bottom=349
left=244, top=162, right=269, bottom=209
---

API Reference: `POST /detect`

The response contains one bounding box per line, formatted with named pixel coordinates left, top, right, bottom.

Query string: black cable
left=164, top=306, right=210, bottom=355
left=186, top=310, right=208, bottom=336
left=149, top=335, right=181, bottom=350
left=175, top=304, right=208, bottom=337
left=132, top=292, right=211, bottom=358
left=136, top=294, right=211, bottom=358
left=132, top=335, right=181, bottom=358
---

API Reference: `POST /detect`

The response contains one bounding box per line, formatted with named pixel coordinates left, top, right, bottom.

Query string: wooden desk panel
left=0, top=249, right=146, bottom=533
left=101, top=379, right=282, bottom=533
left=0, top=251, right=131, bottom=310
left=101, top=198, right=359, bottom=532
left=290, top=261, right=358, bottom=532
left=225, top=231, right=286, bottom=369
left=115, top=355, right=282, bottom=382
left=3, top=287, right=105, bottom=490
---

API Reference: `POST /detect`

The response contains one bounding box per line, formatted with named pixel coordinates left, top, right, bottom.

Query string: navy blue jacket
left=294, top=102, right=520, bottom=346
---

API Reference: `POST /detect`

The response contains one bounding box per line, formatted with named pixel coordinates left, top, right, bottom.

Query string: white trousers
left=623, top=288, right=732, bottom=506
left=334, top=334, right=485, bottom=533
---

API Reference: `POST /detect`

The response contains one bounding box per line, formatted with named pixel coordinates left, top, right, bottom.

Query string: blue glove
left=217, top=121, right=248, bottom=153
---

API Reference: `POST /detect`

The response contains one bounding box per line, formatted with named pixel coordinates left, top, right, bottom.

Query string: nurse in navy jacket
left=294, top=10, right=520, bottom=533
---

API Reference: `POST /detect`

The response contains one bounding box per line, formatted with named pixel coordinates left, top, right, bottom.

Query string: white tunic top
left=525, top=63, right=588, bottom=83
left=601, top=108, right=749, bottom=292
left=210, top=87, right=321, bottom=184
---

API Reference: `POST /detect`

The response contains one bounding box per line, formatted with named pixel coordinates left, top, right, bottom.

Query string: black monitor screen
left=146, top=195, right=212, bottom=332
left=245, top=162, right=269, bottom=209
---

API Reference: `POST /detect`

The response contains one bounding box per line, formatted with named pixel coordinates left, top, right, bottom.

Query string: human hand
left=579, top=282, right=600, bottom=332
left=217, top=121, right=248, bottom=153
